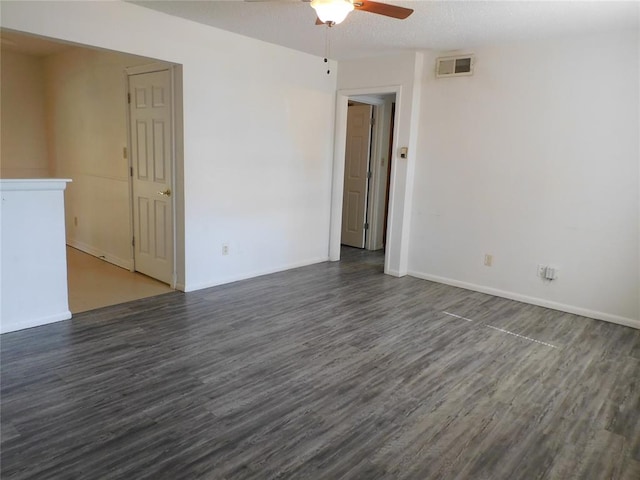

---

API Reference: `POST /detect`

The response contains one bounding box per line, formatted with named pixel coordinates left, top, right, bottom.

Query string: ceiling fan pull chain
left=324, top=25, right=331, bottom=75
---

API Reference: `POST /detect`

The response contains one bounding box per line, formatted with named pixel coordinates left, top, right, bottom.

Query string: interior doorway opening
left=340, top=94, right=397, bottom=254
left=0, top=29, right=185, bottom=313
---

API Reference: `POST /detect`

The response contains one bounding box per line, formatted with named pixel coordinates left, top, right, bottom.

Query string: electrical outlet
left=544, top=267, right=558, bottom=280
left=222, top=244, right=229, bottom=256
left=484, top=254, right=493, bottom=267
left=537, top=264, right=547, bottom=277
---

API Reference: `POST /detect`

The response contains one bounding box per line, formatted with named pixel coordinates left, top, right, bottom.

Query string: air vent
left=436, top=55, right=474, bottom=78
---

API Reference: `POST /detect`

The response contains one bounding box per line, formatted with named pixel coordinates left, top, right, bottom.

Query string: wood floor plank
left=1, top=247, right=639, bottom=479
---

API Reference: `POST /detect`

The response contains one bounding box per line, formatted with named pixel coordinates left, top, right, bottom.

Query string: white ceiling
left=1, top=1, right=637, bottom=60
left=130, top=0, right=639, bottom=60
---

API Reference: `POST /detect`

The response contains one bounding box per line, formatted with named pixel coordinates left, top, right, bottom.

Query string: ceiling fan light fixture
left=310, top=0, right=354, bottom=25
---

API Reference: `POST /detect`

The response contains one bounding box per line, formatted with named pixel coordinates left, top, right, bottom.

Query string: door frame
left=330, top=85, right=402, bottom=275
left=344, top=97, right=393, bottom=251
left=125, top=62, right=179, bottom=288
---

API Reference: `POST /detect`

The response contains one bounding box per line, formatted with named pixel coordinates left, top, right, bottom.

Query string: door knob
left=157, top=188, right=171, bottom=197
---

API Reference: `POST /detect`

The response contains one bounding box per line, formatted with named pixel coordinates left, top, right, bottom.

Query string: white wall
left=0, top=179, right=71, bottom=333
left=410, top=31, right=640, bottom=327
left=336, top=52, right=424, bottom=275
left=44, top=47, right=154, bottom=269
left=1, top=1, right=337, bottom=293
left=0, top=50, right=49, bottom=178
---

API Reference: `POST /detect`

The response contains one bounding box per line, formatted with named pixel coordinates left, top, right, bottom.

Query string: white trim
left=366, top=97, right=394, bottom=252
left=0, top=311, right=72, bottom=335
left=408, top=270, right=640, bottom=330
left=0, top=179, right=71, bottom=191
left=329, top=93, right=348, bottom=261
left=169, top=64, right=177, bottom=289
left=124, top=68, right=135, bottom=272
left=184, top=256, right=329, bottom=293
left=125, top=62, right=172, bottom=76
left=67, top=239, right=134, bottom=270
left=350, top=94, right=386, bottom=106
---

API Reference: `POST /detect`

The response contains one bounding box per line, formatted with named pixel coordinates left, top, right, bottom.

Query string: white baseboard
left=1, top=310, right=72, bottom=334
left=67, top=239, right=133, bottom=270
left=408, top=270, right=640, bottom=330
left=184, top=256, right=329, bottom=293
left=385, top=269, right=403, bottom=277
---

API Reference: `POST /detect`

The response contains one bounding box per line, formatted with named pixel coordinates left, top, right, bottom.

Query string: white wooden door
left=341, top=104, right=373, bottom=248
left=129, top=70, right=173, bottom=284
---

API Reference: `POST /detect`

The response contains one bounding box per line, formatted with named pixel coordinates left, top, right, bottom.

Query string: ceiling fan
left=249, top=0, right=413, bottom=26
left=247, top=0, right=413, bottom=74
left=310, top=0, right=413, bottom=26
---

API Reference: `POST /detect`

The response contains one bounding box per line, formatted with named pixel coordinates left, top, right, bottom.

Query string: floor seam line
left=442, top=311, right=558, bottom=349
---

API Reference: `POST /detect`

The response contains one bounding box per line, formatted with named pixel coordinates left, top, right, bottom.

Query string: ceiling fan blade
left=354, top=1, right=413, bottom=20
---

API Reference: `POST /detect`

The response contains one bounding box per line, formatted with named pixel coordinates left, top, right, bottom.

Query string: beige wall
left=1, top=43, right=155, bottom=269
left=44, top=47, right=155, bottom=268
left=0, top=50, right=49, bottom=177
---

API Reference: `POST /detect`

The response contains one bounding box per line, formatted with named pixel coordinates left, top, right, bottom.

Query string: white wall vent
left=436, top=55, right=474, bottom=78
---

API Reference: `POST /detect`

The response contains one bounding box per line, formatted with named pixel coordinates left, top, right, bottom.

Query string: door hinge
left=130, top=166, right=133, bottom=177
left=370, top=117, right=375, bottom=126
left=127, top=93, right=131, bottom=104
left=366, top=171, right=372, bottom=179
left=364, top=222, right=369, bottom=230
left=132, top=237, right=135, bottom=247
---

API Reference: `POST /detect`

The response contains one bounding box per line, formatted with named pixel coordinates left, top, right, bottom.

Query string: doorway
left=340, top=94, right=396, bottom=253
left=0, top=30, right=185, bottom=313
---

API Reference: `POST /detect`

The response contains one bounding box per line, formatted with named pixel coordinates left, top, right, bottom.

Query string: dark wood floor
left=2, top=247, right=639, bottom=479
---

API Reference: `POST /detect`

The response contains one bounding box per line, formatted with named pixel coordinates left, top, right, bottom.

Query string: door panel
left=346, top=191, right=361, bottom=232
left=129, top=70, right=173, bottom=284
left=153, top=120, right=167, bottom=182
left=136, top=122, right=148, bottom=178
left=341, top=104, right=373, bottom=248
left=155, top=200, right=168, bottom=260
left=138, top=197, right=150, bottom=254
